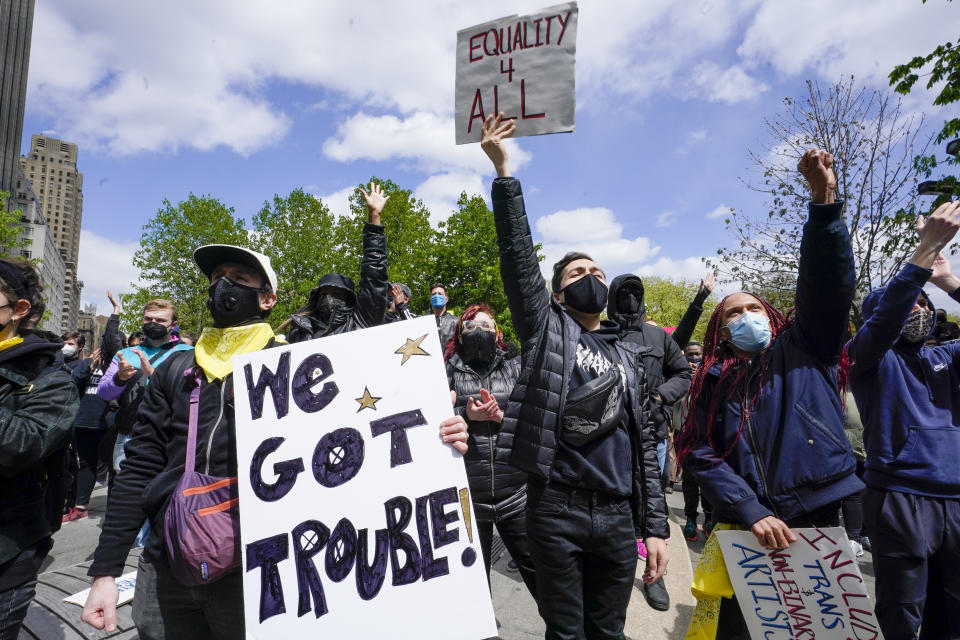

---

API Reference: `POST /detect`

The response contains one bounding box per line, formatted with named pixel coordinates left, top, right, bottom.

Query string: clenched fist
left=798, top=148, right=836, bottom=205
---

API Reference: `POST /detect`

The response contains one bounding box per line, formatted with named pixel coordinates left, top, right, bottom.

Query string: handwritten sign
left=233, top=316, right=496, bottom=639
left=716, top=528, right=880, bottom=639
left=64, top=572, right=137, bottom=607
left=455, top=2, right=578, bottom=144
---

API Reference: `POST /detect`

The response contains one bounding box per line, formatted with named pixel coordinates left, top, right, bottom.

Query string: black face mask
left=207, top=277, right=263, bottom=328
left=316, top=294, right=347, bottom=324
left=687, top=355, right=702, bottom=365
left=616, top=288, right=642, bottom=315
left=142, top=321, right=169, bottom=342
left=460, top=330, right=497, bottom=364
left=562, top=274, right=608, bottom=314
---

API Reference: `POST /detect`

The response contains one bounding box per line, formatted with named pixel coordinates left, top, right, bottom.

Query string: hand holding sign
left=481, top=113, right=516, bottom=177
left=750, top=515, right=797, bottom=550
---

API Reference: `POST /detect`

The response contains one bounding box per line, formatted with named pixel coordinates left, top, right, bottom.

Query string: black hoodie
left=606, top=274, right=692, bottom=440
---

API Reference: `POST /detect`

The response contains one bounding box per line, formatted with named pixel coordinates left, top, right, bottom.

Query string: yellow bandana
left=195, top=323, right=283, bottom=381
left=0, top=335, right=24, bottom=352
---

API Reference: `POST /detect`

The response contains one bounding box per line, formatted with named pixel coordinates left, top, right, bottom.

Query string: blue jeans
left=0, top=539, right=51, bottom=640
left=526, top=482, right=637, bottom=640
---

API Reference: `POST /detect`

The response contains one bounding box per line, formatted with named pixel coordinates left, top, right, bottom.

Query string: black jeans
left=682, top=473, right=712, bottom=523
left=865, top=488, right=960, bottom=639
left=75, top=427, right=103, bottom=507
left=476, top=509, right=538, bottom=599
left=526, top=482, right=637, bottom=640
left=132, top=554, right=244, bottom=639
left=0, top=538, right=51, bottom=640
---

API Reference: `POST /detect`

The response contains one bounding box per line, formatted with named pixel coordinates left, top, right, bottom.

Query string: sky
left=19, top=0, right=960, bottom=316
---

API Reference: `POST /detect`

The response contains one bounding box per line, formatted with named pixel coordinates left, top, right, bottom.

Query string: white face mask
left=61, top=345, right=77, bottom=358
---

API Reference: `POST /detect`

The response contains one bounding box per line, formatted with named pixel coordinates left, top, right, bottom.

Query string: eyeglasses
left=462, top=319, right=495, bottom=333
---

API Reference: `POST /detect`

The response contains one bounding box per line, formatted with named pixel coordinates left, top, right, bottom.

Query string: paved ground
left=28, top=482, right=879, bottom=639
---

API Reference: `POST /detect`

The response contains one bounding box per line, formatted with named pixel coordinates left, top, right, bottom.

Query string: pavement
left=31, top=482, right=879, bottom=639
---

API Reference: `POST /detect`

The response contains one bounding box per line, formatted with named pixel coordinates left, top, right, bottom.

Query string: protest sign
left=716, top=528, right=880, bottom=639
left=233, top=316, right=497, bottom=639
left=455, top=2, right=578, bottom=144
left=64, top=572, right=137, bottom=607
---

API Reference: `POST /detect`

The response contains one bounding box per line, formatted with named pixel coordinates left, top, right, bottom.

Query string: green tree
left=0, top=192, right=29, bottom=258
left=123, top=194, right=247, bottom=334
left=641, top=277, right=717, bottom=344
left=251, top=189, right=339, bottom=324
left=712, top=77, right=934, bottom=323
left=889, top=0, right=960, bottom=208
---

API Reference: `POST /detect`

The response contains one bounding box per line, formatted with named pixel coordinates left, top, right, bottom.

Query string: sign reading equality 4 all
left=455, top=2, right=578, bottom=144
left=715, top=528, right=880, bottom=640
left=232, top=316, right=497, bottom=639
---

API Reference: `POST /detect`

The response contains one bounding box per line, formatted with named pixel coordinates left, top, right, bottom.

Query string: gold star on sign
left=355, top=386, right=382, bottom=413
left=395, top=334, right=430, bottom=365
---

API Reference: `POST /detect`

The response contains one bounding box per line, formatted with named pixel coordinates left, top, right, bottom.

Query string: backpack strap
left=183, top=367, right=203, bottom=475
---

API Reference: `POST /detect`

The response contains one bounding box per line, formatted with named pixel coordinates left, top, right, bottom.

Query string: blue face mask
left=725, top=311, right=772, bottom=354
left=430, top=293, right=446, bottom=309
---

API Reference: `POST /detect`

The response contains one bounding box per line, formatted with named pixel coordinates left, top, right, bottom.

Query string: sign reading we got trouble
left=455, top=2, right=578, bottom=144
left=716, top=528, right=881, bottom=640
left=232, top=316, right=496, bottom=639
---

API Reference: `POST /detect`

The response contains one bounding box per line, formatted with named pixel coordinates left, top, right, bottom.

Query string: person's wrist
left=933, top=274, right=960, bottom=291
left=811, top=187, right=834, bottom=205
left=495, top=161, right=510, bottom=178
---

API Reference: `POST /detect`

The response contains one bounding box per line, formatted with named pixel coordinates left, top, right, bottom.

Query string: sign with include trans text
left=455, top=2, right=578, bottom=144
left=233, top=316, right=496, bottom=639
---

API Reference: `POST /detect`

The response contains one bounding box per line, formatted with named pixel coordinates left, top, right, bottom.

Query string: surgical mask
left=902, top=307, right=935, bottom=343
left=460, top=329, right=497, bottom=364
left=61, top=344, right=77, bottom=358
left=316, top=294, right=347, bottom=323
left=561, top=274, right=608, bottom=314
left=725, top=311, right=772, bottom=354
left=142, top=321, right=169, bottom=341
left=207, top=277, right=263, bottom=328
left=430, top=293, right=446, bottom=309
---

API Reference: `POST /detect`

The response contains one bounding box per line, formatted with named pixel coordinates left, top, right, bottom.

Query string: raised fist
left=797, top=148, right=836, bottom=204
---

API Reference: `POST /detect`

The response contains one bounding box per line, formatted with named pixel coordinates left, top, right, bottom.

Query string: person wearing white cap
left=81, top=244, right=469, bottom=638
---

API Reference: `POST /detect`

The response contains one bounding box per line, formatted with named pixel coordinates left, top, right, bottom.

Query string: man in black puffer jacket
left=287, top=182, right=390, bottom=342
left=446, top=304, right=535, bottom=596
left=481, top=114, right=668, bottom=639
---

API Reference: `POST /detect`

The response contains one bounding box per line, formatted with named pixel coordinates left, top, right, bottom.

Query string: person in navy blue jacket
left=847, top=198, right=960, bottom=640
left=676, top=148, right=864, bottom=636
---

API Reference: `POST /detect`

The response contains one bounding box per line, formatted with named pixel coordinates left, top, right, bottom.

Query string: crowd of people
left=0, top=113, right=957, bottom=640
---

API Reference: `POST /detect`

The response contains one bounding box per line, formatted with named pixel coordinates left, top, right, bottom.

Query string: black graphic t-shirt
left=551, top=320, right=632, bottom=496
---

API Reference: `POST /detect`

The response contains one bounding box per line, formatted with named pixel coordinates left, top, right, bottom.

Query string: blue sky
left=19, top=0, right=960, bottom=314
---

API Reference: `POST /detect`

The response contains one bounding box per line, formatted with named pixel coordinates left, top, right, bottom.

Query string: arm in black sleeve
left=672, top=288, right=711, bottom=348
left=88, top=376, right=171, bottom=576
left=0, top=371, right=78, bottom=476
left=353, top=223, right=389, bottom=329
left=656, top=333, right=693, bottom=405
left=100, top=314, right=122, bottom=366
left=792, top=201, right=855, bottom=363
left=491, top=178, right=550, bottom=345
left=634, top=370, right=669, bottom=539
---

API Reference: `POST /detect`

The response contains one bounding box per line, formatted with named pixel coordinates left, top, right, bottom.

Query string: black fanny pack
left=561, top=364, right=625, bottom=446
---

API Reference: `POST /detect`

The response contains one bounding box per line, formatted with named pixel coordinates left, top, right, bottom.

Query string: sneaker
left=506, top=559, right=519, bottom=573
left=683, top=521, right=698, bottom=541
left=61, top=507, right=84, bottom=523
left=643, top=577, right=670, bottom=611
left=637, top=539, right=647, bottom=560
left=850, top=539, right=864, bottom=557
left=861, top=536, right=871, bottom=552
left=703, top=521, right=714, bottom=537
left=664, top=485, right=674, bottom=494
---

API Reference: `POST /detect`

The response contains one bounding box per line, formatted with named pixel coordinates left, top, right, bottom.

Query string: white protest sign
left=455, top=2, right=578, bottom=144
left=716, top=528, right=880, bottom=639
left=64, top=571, right=137, bottom=607
left=233, top=316, right=497, bottom=639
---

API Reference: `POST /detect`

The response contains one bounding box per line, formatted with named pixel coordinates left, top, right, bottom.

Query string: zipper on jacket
left=481, top=369, right=496, bottom=512
left=204, top=380, right=228, bottom=475
left=741, top=367, right=781, bottom=520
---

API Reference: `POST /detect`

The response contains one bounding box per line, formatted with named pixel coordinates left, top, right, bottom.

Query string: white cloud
left=634, top=256, right=707, bottom=282
left=322, top=112, right=531, bottom=175
left=707, top=204, right=731, bottom=219
left=77, top=230, right=141, bottom=315
left=414, top=172, right=486, bottom=225
left=691, top=62, right=768, bottom=103
left=314, top=185, right=358, bottom=219
left=655, top=210, right=679, bottom=228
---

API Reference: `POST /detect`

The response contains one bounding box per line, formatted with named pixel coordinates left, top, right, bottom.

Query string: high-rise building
left=10, top=163, right=64, bottom=332
left=0, top=0, right=35, bottom=196
left=20, top=134, right=84, bottom=331
left=76, top=302, right=102, bottom=351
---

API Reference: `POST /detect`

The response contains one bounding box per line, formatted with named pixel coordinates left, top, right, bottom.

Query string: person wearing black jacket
left=481, top=113, right=668, bottom=639
left=606, top=275, right=692, bottom=611
left=0, top=258, right=80, bottom=639
left=445, top=303, right=536, bottom=596
left=286, top=182, right=389, bottom=342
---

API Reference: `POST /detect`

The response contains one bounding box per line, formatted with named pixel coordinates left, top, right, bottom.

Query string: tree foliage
left=641, top=277, right=717, bottom=344
left=711, top=77, right=934, bottom=323
left=0, top=192, right=29, bottom=259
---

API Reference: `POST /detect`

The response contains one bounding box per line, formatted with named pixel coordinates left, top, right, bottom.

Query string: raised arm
left=354, top=183, right=390, bottom=328
left=672, top=272, right=715, bottom=348
left=100, top=292, right=124, bottom=366
left=482, top=114, right=551, bottom=344
left=850, top=201, right=960, bottom=370
left=792, top=149, right=855, bottom=363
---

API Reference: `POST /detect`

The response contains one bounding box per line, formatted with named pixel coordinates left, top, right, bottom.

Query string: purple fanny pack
left=164, top=368, right=241, bottom=585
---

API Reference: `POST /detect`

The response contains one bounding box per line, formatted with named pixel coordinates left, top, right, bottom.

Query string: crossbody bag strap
left=183, top=368, right=203, bottom=475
